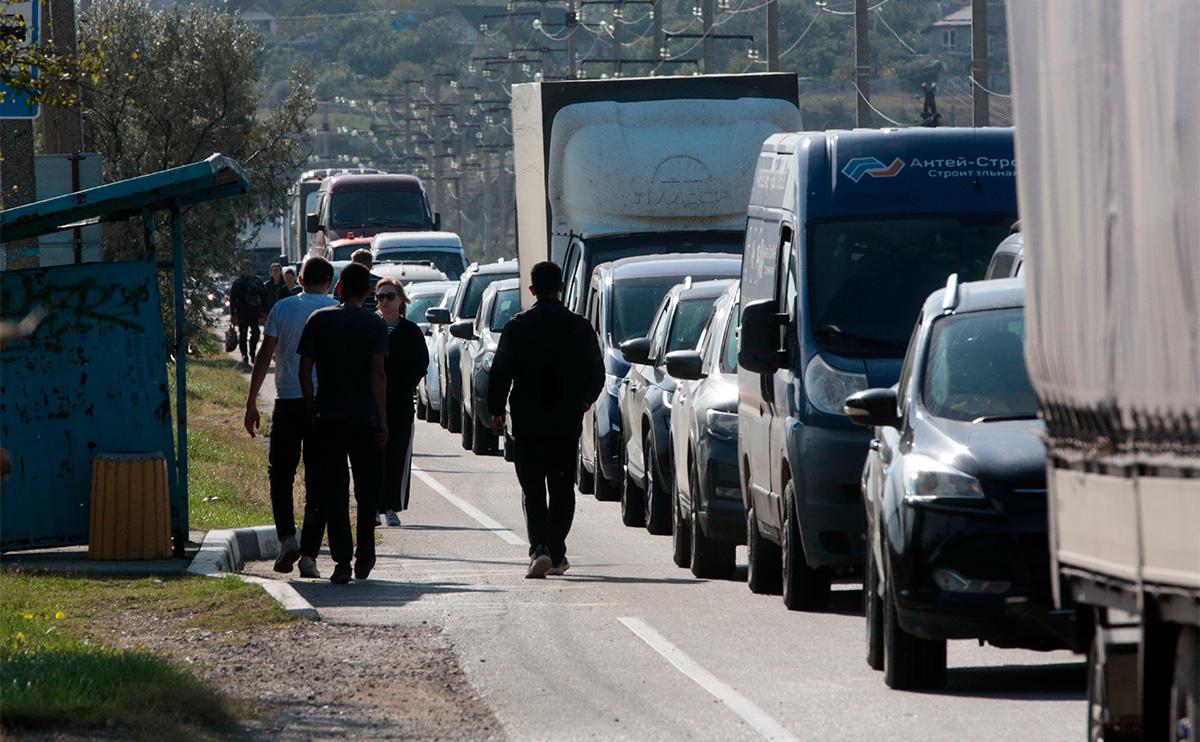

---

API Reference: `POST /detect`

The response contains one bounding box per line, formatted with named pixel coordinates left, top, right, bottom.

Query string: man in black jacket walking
left=488, top=261, right=605, bottom=578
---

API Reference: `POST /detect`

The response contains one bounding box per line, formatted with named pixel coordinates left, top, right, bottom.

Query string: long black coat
left=385, top=317, right=429, bottom=424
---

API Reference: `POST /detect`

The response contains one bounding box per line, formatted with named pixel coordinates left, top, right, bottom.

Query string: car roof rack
left=941, top=273, right=960, bottom=313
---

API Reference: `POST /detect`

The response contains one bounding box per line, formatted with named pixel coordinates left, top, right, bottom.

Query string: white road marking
left=413, top=467, right=528, bottom=547
left=618, top=616, right=799, bottom=742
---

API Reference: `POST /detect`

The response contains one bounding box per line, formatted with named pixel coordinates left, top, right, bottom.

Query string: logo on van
left=841, top=157, right=905, bottom=183
left=632, top=155, right=728, bottom=209
left=651, top=155, right=711, bottom=184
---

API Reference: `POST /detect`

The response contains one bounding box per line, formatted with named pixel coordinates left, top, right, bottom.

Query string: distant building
left=226, top=0, right=282, bottom=37
left=926, top=1, right=1007, bottom=60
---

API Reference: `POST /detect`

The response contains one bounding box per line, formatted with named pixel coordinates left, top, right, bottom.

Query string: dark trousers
left=315, top=420, right=383, bottom=566
left=514, top=434, right=577, bottom=564
left=236, top=315, right=260, bottom=361
left=268, top=398, right=325, bottom=557
left=380, top=415, right=415, bottom=513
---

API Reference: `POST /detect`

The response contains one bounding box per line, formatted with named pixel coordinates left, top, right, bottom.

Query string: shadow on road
left=558, top=573, right=706, bottom=586
left=940, top=661, right=1087, bottom=701
left=290, top=579, right=502, bottom=608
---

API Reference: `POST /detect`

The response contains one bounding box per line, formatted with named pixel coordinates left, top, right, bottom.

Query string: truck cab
left=306, top=174, right=439, bottom=258
left=737, top=127, right=1018, bottom=610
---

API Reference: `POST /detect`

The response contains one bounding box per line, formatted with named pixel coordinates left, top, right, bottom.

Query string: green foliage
left=0, top=0, right=99, bottom=108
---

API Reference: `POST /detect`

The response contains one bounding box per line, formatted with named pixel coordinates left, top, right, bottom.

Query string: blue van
left=736, top=128, right=1018, bottom=611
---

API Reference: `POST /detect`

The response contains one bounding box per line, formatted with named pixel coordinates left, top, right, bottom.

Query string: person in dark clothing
left=279, top=267, right=301, bottom=301
left=374, top=277, right=429, bottom=526
left=262, top=262, right=285, bottom=317
left=298, top=262, right=390, bottom=585
left=334, top=249, right=383, bottom=313
left=488, top=261, right=605, bottom=578
left=229, top=263, right=267, bottom=364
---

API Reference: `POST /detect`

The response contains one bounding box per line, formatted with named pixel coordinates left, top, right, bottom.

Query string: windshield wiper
left=815, top=325, right=908, bottom=352
left=972, top=413, right=1039, bottom=423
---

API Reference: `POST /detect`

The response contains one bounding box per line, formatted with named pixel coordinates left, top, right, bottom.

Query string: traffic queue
left=408, top=122, right=1077, bottom=698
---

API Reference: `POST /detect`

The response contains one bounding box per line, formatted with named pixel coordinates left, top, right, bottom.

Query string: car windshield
left=610, top=276, right=688, bottom=344
left=808, top=214, right=1014, bottom=357
left=406, top=292, right=445, bottom=323
left=330, top=191, right=429, bottom=230
left=667, top=298, right=718, bottom=354
left=375, top=249, right=466, bottom=280
left=490, top=289, right=521, bottom=331
left=459, top=272, right=515, bottom=318
left=921, top=308, right=1039, bottom=422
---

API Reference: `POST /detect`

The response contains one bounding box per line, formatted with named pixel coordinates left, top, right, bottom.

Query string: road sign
left=1, top=1, right=41, bottom=119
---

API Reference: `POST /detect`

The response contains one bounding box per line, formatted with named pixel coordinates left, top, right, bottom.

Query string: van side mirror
left=425, top=307, right=452, bottom=325
left=665, top=350, right=705, bottom=381
left=449, top=319, right=475, bottom=340
left=739, top=299, right=784, bottom=374
left=433, top=212, right=442, bottom=231
left=305, top=213, right=321, bottom=234
left=844, top=388, right=901, bottom=429
left=619, top=337, right=651, bottom=366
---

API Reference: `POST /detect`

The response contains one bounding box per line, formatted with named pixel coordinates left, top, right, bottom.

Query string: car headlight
left=482, top=351, right=494, bottom=372
left=705, top=409, right=738, bottom=440
left=804, top=355, right=868, bottom=415
left=901, top=454, right=984, bottom=504
left=605, top=373, right=623, bottom=397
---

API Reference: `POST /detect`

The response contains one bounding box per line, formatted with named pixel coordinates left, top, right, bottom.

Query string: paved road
left=249, top=421, right=1086, bottom=741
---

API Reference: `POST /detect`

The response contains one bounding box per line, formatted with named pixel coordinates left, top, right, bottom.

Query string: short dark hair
left=530, top=261, right=563, bottom=297
left=301, top=256, right=333, bottom=286
left=340, top=262, right=371, bottom=300
left=351, top=248, right=373, bottom=267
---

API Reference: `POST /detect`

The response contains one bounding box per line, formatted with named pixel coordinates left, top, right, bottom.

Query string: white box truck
left=510, top=73, right=801, bottom=311
left=1007, top=1, right=1199, bottom=738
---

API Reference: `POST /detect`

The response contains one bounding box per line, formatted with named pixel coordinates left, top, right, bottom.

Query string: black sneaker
left=354, top=555, right=376, bottom=580
left=547, top=557, right=570, bottom=576
left=330, top=563, right=352, bottom=585
left=273, top=536, right=301, bottom=574
left=526, top=546, right=552, bottom=579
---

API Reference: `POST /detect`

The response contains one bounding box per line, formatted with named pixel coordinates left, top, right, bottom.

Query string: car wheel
left=503, top=433, right=516, bottom=462
left=781, top=481, right=831, bottom=611
left=416, top=397, right=426, bottom=420
left=1169, top=627, right=1199, bottom=742
left=672, top=478, right=691, bottom=569
left=472, top=412, right=498, bottom=455
left=427, top=400, right=441, bottom=424
left=438, top=388, right=449, bottom=429
left=882, top=564, right=947, bottom=690
left=447, top=396, right=462, bottom=434
left=577, top=440, right=595, bottom=494
left=594, top=428, right=620, bottom=502
left=643, top=432, right=672, bottom=536
left=865, top=550, right=885, bottom=671
left=460, top=406, right=473, bottom=450
left=746, top=505, right=782, bottom=595
left=621, top=444, right=646, bottom=528
left=689, top=464, right=735, bottom=579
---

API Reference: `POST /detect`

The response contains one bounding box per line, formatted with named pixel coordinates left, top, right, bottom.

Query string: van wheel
left=643, top=433, right=672, bottom=536
left=577, top=441, right=595, bottom=494
left=781, top=481, right=831, bottom=611
left=1169, top=627, right=1199, bottom=742
left=459, top=407, right=473, bottom=450
left=672, top=482, right=691, bottom=568
left=471, top=412, right=497, bottom=455
left=594, top=429, right=620, bottom=502
left=621, top=454, right=646, bottom=528
left=883, top=566, right=947, bottom=690
left=503, top=433, right=516, bottom=462
left=865, top=551, right=885, bottom=671
left=447, top=397, right=462, bottom=433
left=747, top=506, right=781, bottom=595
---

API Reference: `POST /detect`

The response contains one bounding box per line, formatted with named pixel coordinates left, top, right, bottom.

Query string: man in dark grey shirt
left=298, top=262, right=389, bottom=584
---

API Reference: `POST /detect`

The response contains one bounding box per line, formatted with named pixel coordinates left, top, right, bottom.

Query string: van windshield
left=610, top=276, right=687, bottom=344
left=375, top=249, right=466, bottom=279
left=330, top=191, right=429, bottom=230
left=807, top=215, right=1013, bottom=356
left=921, top=308, right=1038, bottom=421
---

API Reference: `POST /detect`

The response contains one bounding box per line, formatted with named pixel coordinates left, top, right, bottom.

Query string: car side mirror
left=844, top=388, right=901, bottom=429
left=619, top=337, right=651, bottom=366
left=739, top=299, right=784, bottom=374
left=449, top=319, right=476, bottom=340
left=665, top=350, right=705, bottom=381
left=433, top=212, right=442, bottom=231
left=425, top=307, right=452, bottom=325
left=305, top=213, right=321, bottom=234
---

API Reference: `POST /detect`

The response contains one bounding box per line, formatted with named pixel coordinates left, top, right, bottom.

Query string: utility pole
left=651, top=0, right=663, bottom=68
left=39, top=0, right=82, bottom=154
left=854, top=0, right=871, bottom=126
left=566, top=2, right=578, bottom=78
left=702, top=0, right=714, bottom=73
left=971, top=0, right=990, bottom=126
left=612, top=1, right=622, bottom=76
left=765, top=0, right=779, bottom=72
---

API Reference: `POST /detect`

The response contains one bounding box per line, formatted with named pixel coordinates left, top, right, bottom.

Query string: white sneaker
left=298, top=556, right=321, bottom=579
left=546, top=557, right=570, bottom=576
left=385, top=510, right=402, bottom=527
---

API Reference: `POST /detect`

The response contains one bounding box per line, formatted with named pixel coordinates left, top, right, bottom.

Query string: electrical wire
left=969, top=75, right=1013, bottom=98
left=779, top=11, right=821, bottom=58
left=851, top=80, right=910, bottom=127
left=819, top=0, right=897, bottom=16
left=874, top=6, right=923, bottom=56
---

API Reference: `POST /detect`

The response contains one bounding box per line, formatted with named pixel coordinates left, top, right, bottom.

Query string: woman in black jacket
left=374, top=277, right=429, bottom=526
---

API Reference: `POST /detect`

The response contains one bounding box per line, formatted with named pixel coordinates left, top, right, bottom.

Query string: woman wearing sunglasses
left=374, top=278, right=429, bottom=526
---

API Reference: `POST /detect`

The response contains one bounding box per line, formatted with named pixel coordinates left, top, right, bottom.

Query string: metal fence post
left=171, top=205, right=188, bottom=555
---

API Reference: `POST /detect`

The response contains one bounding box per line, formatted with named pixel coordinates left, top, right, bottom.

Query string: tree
left=77, top=0, right=314, bottom=339
left=0, top=0, right=95, bottom=109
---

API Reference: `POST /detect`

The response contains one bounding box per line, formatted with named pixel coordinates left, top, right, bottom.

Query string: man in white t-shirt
left=244, top=257, right=338, bottom=578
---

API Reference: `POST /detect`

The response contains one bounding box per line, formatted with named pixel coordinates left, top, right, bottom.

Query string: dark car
left=576, top=254, right=742, bottom=505
left=665, top=282, right=742, bottom=578
left=619, top=277, right=737, bottom=534
left=450, top=278, right=521, bottom=455
left=845, top=276, right=1077, bottom=691
left=425, top=260, right=519, bottom=433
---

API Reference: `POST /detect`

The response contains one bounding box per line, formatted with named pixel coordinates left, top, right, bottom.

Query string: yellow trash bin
left=88, top=452, right=172, bottom=560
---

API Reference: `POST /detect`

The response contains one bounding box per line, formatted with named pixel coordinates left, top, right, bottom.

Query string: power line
left=779, top=11, right=821, bottom=58
left=851, top=80, right=909, bottom=127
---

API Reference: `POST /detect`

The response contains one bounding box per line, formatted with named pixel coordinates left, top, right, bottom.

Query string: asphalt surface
left=246, top=414, right=1086, bottom=742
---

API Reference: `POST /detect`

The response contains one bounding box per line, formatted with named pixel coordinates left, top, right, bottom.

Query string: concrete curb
left=187, top=526, right=319, bottom=621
